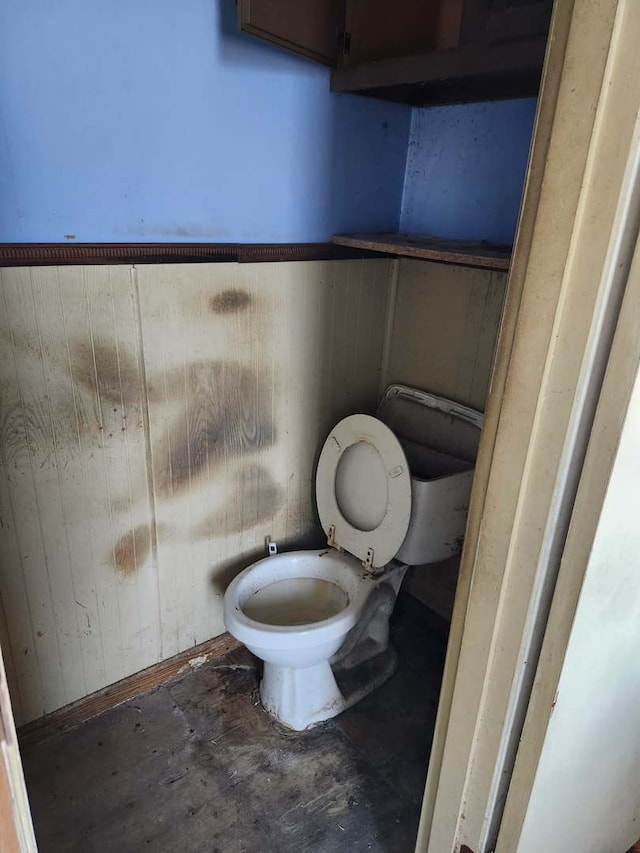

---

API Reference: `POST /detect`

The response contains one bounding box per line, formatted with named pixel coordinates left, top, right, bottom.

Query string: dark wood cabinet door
left=341, top=0, right=464, bottom=68
left=461, top=0, right=553, bottom=45
left=238, top=0, right=344, bottom=66
left=239, top=0, right=552, bottom=106
left=486, top=0, right=553, bottom=42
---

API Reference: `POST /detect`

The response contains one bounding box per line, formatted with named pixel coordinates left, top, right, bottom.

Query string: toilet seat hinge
left=327, top=525, right=343, bottom=551
left=363, top=548, right=374, bottom=571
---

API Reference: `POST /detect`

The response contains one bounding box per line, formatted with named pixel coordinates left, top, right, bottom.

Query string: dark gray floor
left=21, top=595, right=447, bottom=853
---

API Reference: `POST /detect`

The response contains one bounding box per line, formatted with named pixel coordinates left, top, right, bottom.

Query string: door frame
left=416, top=1, right=640, bottom=850
left=0, top=647, right=36, bottom=852
left=497, top=175, right=640, bottom=853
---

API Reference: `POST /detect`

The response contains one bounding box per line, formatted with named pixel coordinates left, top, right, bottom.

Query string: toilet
left=224, top=385, right=483, bottom=731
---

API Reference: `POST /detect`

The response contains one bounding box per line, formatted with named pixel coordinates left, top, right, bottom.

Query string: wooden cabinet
left=239, top=0, right=464, bottom=69
left=340, top=0, right=463, bottom=67
left=468, top=0, right=554, bottom=45
left=238, top=0, right=553, bottom=106
left=237, top=0, right=343, bottom=66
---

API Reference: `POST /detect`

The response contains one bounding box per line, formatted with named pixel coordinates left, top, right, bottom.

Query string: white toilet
left=224, top=385, right=482, bottom=731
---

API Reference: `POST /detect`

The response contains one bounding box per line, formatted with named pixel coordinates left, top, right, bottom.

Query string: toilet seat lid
left=316, top=414, right=411, bottom=569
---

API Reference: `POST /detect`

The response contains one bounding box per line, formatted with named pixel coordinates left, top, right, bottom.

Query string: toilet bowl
left=224, top=385, right=483, bottom=731
left=224, top=549, right=372, bottom=730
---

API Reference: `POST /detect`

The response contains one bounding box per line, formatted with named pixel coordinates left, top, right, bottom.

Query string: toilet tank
left=377, top=385, right=483, bottom=565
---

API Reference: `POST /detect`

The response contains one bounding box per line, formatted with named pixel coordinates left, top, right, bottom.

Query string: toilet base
left=260, top=660, right=346, bottom=731
left=259, top=644, right=401, bottom=731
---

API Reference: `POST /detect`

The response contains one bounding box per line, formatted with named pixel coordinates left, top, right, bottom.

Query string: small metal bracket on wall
left=265, top=536, right=278, bottom=556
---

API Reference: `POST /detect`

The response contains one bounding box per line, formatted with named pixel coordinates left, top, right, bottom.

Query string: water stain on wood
left=0, top=327, right=48, bottom=362
left=0, top=389, right=88, bottom=464
left=72, top=340, right=146, bottom=406
left=112, top=524, right=152, bottom=575
left=193, top=463, right=284, bottom=539
left=0, top=396, right=49, bottom=463
left=209, top=290, right=252, bottom=315
left=157, top=361, right=276, bottom=498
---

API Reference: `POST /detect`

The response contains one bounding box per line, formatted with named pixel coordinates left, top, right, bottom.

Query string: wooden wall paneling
left=355, top=260, right=394, bottom=404
left=383, top=259, right=507, bottom=632
left=0, top=267, right=71, bottom=720
left=324, top=260, right=393, bottom=419
left=403, top=555, right=461, bottom=624
left=194, top=262, right=283, bottom=644
left=278, top=259, right=392, bottom=541
left=57, top=265, right=160, bottom=697
left=0, top=266, right=160, bottom=724
left=136, top=262, right=309, bottom=659
left=234, top=264, right=282, bottom=555
left=281, top=262, right=321, bottom=545
left=135, top=260, right=393, bottom=660
left=333, top=261, right=369, bottom=416
left=41, top=265, right=114, bottom=703
left=137, top=263, right=232, bottom=659
left=259, top=264, right=295, bottom=548
left=385, top=259, right=507, bottom=411
left=23, top=266, right=101, bottom=709
left=0, top=259, right=393, bottom=723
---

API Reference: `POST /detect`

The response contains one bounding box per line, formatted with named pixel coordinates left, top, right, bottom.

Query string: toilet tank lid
left=377, top=385, right=484, bottom=463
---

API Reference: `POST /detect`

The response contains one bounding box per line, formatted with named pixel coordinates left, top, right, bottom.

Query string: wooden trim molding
left=17, top=633, right=241, bottom=746
left=0, top=242, right=379, bottom=268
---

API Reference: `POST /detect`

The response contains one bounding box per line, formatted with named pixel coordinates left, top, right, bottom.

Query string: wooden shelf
left=332, top=233, right=511, bottom=271
left=330, top=37, right=547, bottom=107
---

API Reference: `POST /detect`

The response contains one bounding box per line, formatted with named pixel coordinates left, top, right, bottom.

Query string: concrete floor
left=21, top=595, right=447, bottom=853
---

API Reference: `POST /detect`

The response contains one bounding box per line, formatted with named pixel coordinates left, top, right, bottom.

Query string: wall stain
left=209, top=289, right=252, bottom=315
left=0, top=397, right=49, bottom=462
left=0, top=389, right=89, bottom=463
left=157, top=361, right=276, bottom=498
left=112, top=524, right=152, bottom=575
left=72, top=340, right=146, bottom=405
left=193, top=463, right=284, bottom=539
left=0, top=327, right=47, bottom=362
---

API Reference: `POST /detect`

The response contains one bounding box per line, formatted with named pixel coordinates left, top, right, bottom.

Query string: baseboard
left=18, top=632, right=241, bottom=747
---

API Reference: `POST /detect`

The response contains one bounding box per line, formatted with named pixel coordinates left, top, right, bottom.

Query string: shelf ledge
left=332, top=233, right=511, bottom=271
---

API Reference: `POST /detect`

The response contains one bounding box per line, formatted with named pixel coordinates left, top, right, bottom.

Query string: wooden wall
left=385, top=258, right=507, bottom=620
left=0, top=260, right=392, bottom=724
left=384, top=259, right=507, bottom=412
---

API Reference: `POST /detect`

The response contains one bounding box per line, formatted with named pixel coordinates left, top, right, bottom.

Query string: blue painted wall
left=400, top=99, right=537, bottom=245
left=0, top=0, right=410, bottom=242
left=0, top=1, right=536, bottom=245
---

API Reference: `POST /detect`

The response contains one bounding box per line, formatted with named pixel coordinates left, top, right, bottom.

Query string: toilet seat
left=316, top=414, right=411, bottom=570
